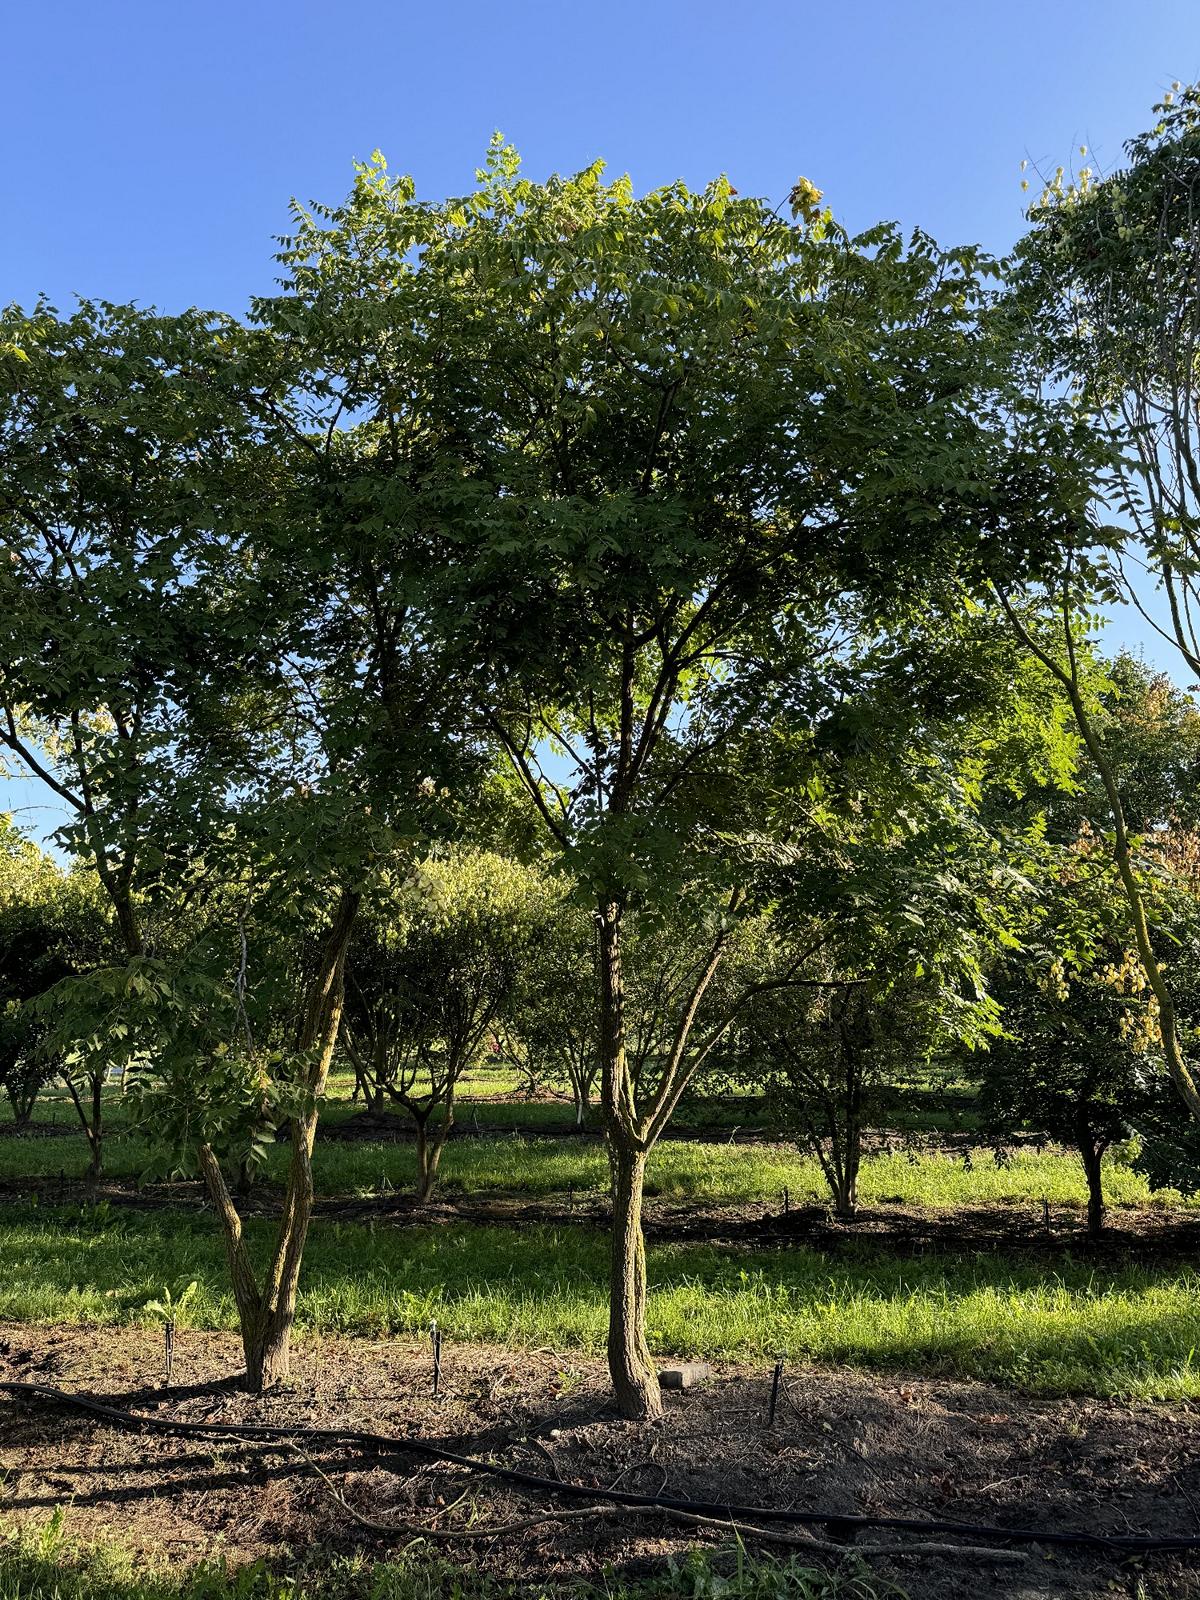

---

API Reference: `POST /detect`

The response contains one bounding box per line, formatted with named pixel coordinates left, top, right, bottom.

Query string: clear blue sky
left=2, top=0, right=1198, bottom=841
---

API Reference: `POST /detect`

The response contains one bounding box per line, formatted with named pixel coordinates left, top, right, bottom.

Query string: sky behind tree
left=3, top=0, right=1198, bottom=841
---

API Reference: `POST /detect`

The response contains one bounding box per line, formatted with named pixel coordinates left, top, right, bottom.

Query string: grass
left=0, top=1121, right=1184, bottom=1214
left=0, top=1529, right=901, bottom=1600
left=2, top=1201, right=1200, bottom=1400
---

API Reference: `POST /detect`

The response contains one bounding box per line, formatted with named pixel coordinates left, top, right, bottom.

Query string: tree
left=1004, top=83, right=1200, bottom=1135
left=0, top=817, right=117, bottom=1152
left=498, top=897, right=599, bottom=1126
left=981, top=835, right=1160, bottom=1236
left=0, top=817, right=66, bottom=1128
left=0, top=301, right=277, bottom=960
left=343, top=849, right=545, bottom=1200
left=271, top=145, right=1089, bottom=1417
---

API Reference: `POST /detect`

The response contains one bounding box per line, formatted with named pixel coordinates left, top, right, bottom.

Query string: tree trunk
left=569, top=1064, right=590, bottom=1128
left=607, top=1136, right=659, bottom=1418
left=415, top=1118, right=434, bottom=1202
left=1080, top=1139, right=1106, bottom=1239
left=88, top=1072, right=103, bottom=1180
left=598, top=904, right=661, bottom=1421
left=415, top=1109, right=452, bottom=1203
left=835, top=1099, right=862, bottom=1220
left=9, top=1092, right=33, bottom=1131
left=831, top=1165, right=858, bottom=1220
left=112, top=887, right=142, bottom=960
left=200, top=886, right=359, bottom=1391
left=1072, top=1103, right=1107, bottom=1239
left=198, top=1140, right=266, bottom=1374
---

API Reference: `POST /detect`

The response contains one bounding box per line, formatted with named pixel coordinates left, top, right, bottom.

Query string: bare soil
left=2, top=1322, right=1199, bottom=1598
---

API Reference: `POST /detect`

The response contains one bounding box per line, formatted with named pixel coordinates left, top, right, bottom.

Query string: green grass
left=0, top=1530, right=899, bottom=1600
left=2, top=1202, right=1199, bottom=1400
left=0, top=1122, right=1184, bottom=1215
left=3, top=1068, right=982, bottom=1143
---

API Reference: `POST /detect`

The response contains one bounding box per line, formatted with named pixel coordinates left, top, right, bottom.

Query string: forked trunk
left=199, top=886, right=359, bottom=1391
left=414, top=1119, right=438, bottom=1203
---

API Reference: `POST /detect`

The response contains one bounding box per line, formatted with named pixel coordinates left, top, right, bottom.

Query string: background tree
left=343, top=849, right=546, bottom=1200
left=496, top=896, right=600, bottom=1127
left=0, top=301, right=277, bottom=960
left=0, top=817, right=71, bottom=1128
left=1005, top=83, right=1200, bottom=1135
left=0, top=817, right=118, bottom=1156
left=981, top=836, right=1161, bottom=1236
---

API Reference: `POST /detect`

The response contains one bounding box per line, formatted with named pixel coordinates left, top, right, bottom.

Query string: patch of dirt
left=1, top=1323, right=1198, bottom=1598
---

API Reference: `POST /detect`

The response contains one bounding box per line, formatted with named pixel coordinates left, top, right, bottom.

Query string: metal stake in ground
left=767, top=1358, right=783, bottom=1428
left=164, top=1320, right=174, bottom=1387
left=430, top=1321, right=443, bottom=1398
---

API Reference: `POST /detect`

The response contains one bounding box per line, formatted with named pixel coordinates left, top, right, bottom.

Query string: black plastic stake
left=431, top=1321, right=443, bottom=1397
left=164, top=1321, right=174, bottom=1387
left=767, top=1359, right=783, bottom=1427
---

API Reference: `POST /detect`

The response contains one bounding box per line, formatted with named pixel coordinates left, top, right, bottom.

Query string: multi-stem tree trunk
left=63, top=1068, right=105, bottom=1180
left=567, top=1054, right=597, bottom=1128
left=828, top=1143, right=860, bottom=1220
left=828, top=1018, right=864, bottom=1221
left=199, top=886, right=360, bottom=1390
left=8, top=1095, right=33, bottom=1131
left=414, top=1110, right=453, bottom=1203
left=597, top=902, right=662, bottom=1420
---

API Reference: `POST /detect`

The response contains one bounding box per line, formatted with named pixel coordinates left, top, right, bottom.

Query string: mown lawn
left=0, top=1121, right=1183, bottom=1212
left=2, top=1202, right=1199, bottom=1400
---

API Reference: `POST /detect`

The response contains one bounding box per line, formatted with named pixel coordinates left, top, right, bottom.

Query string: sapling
left=144, top=1278, right=199, bottom=1386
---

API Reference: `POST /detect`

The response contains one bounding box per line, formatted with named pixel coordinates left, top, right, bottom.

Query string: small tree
left=499, top=897, right=600, bottom=1127
left=981, top=836, right=1162, bottom=1236
left=343, top=850, right=544, bottom=1200
left=122, top=843, right=365, bottom=1390
left=750, top=976, right=941, bottom=1220
left=0, top=819, right=117, bottom=1153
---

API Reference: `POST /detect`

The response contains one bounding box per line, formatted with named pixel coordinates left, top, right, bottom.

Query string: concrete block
left=658, top=1362, right=711, bottom=1390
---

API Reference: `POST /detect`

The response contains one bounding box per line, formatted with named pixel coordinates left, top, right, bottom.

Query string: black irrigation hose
left=3, top=1379, right=1199, bottom=1557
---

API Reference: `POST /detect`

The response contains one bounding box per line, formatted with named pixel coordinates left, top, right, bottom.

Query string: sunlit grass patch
left=2, top=1204, right=1200, bottom=1400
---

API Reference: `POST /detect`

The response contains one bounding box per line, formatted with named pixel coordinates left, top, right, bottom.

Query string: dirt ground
left=2, top=1322, right=1199, bottom=1599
